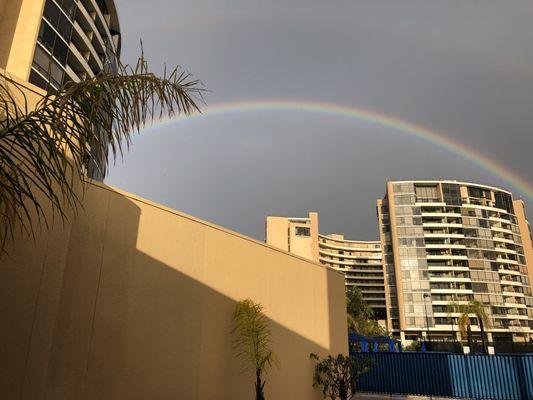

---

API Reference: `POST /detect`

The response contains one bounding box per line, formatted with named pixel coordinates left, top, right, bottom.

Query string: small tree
left=310, top=353, right=372, bottom=400
left=445, top=302, right=457, bottom=340
left=346, top=287, right=386, bottom=337
left=457, top=300, right=490, bottom=353
left=406, top=340, right=422, bottom=352
left=231, top=299, right=274, bottom=400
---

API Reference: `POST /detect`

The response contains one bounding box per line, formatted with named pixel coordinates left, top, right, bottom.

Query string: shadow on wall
left=0, top=182, right=347, bottom=400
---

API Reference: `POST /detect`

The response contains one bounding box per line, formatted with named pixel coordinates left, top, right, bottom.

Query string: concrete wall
left=265, top=216, right=290, bottom=252
left=0, top=181, right=347, bottom=400
left=289, top=212, right=319, bottom=263
left=0, top=0, right=44, bottom=79
left=515, top=200, right=533, bottom=285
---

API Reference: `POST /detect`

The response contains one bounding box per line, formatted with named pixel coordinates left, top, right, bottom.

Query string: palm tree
left=445, top=302, right=457, bottom=342
left=457, top=300, right=490, bottom=353
left=346, top=286, right=386, bottom=337
left=232, top=299, right=275, bottom=400
left=0, top=51, right=203, bottom=253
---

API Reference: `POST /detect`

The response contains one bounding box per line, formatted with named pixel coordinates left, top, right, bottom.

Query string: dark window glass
left=43, top=0, right=61, bottom=26
left=38, top=22, right=56, bottom=52
left=468, top=187, right=491, bottom=199
left=37, top=20, right=69, bottom=66
left=94, top=0, right=109, bottom=15
left=472, top=282, right=489, bottom=292
left=33, top=44, right=52, bottom=70
left=59, top=0, right=78, bottom=18
left=29, top=69, right=51, bottom=91
left=295, top=227, right=311, bottom=237
left=442, top=183, right=461, bottom=205
left=43, top=0, right=74, bottom=42
left=32, top=45, right=64, bottom=87
left=56, top=12, right=73, bottom=41
left=495, top=192, right=514, bottom=214
left=478, top=219, right=489, bottom=228
left=52, top=36, right=69, bottom=64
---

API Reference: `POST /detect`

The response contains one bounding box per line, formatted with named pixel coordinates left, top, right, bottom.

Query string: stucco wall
left=265, top=216, right=290, bottom=252
left=266, top=212, right=319, bottom=262
left=515, top=200, right=533, bottom=285
left=0, top=0, right=44, bottom=79
left=0, top=181, right=347, bottom=400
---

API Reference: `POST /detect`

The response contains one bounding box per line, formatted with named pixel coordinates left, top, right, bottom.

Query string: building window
left=442, top=183, right=461, bottom=205
left=495, top=192, right=514, bottom=214
left=415, top=185, right=439, bottom=202
left=37, top=20, right=69, bottom=65
left=29, top=69, right=52, bottom=90
left=295, top=227, right=310, bottom=237
left=31, top=45, right=65, bottom=87
left=468, top=187, right=491, bottom=200
left=43, top=0, right=75, bottom=42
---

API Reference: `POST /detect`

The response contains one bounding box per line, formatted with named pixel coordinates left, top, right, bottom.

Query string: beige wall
left=376, top=198, right=393, bottom=332
left=288, top=213, right=319, bottom=262
left=514, top=199, right=533, bottom=284
left=309, top=211, right=320, bottom=262
left=0, top=0, right=44, bottom=79
left=265, top=216, right=290, bottom=252
left=0, top=182, right=347, bottom=400
left=386, top=181, right=406, bottom=331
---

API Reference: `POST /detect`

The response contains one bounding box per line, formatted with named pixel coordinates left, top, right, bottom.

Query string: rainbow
left=144, top=100, right=533, bottom=200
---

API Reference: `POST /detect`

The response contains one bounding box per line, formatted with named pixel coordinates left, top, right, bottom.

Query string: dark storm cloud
left=107, top=0, right=533, bottom=240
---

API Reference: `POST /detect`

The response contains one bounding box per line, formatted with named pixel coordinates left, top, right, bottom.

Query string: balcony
left=426, top=243, right=466, bottom=250
left=423, top=222, right=463, bottom=229
left=427, top=254, right=468, bottom=260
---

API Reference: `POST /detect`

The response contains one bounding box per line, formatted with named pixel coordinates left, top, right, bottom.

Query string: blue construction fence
left=353, top=352, right=533, bottom=400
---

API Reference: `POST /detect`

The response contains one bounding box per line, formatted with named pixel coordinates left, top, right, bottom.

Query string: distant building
left=378, top=180, right=533, bottom=343
left=318, top=234, right=387, bottom=321
left=266, top=179, right=533, bottom=344
left=265, top=212, right=388, bottom=323
left=265, top=212, right=320, bottom=263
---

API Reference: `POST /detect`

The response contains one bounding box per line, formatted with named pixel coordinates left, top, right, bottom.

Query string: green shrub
left=310, top=353, right=373, bottom=400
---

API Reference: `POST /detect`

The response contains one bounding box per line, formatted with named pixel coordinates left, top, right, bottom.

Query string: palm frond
left=470, top=300, right=491, bottom=328
left=457, top=311, right=471, bottom=337
left=456, top=300, right=491, bottom=337
left=0, top=52, right=204, bottom=253
left=231, top=299, right=274, bottom=373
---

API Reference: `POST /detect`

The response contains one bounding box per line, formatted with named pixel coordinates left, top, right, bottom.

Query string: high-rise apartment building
left=378, top=180, right=533, bottom=343
left=265, top=212, right=388, bottom=323
left=0, top=0, right=121, bottom=179
left=1, top=0, right=120, bottom=90
left=318, top=234, right=387, bottom=321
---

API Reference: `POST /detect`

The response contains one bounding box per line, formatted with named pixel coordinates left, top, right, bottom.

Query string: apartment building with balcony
left=266, top=212, right=389, bottom=324
left=318, top=234, right=388, bottom=321
left=28, top=0, right=120, bottom=91
left=378, top=180, right=533, bottom=343
left=0, top=0, right=120, bottom=179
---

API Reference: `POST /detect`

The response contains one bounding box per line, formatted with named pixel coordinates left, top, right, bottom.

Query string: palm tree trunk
left=255, top=369, right=265, bottom=400
left=338, top=381, right=348, bottom=400
left=467, top=325, right=474, bottom=352
left=479, top=317, right=487, bottom=354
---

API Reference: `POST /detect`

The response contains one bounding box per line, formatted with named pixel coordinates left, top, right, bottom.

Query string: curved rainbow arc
left=145, top=100, right=533, bottom=200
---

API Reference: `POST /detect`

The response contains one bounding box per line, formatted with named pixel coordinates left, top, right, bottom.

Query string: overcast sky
left=106, top=0, right=533, bottom=240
